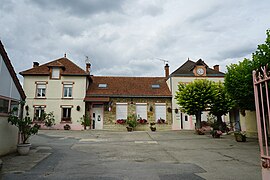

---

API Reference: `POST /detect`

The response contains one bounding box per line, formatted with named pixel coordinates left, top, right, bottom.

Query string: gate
left=253, top=65, right=270, bottom=179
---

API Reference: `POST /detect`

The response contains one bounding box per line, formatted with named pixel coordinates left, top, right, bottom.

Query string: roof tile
left=86, top=76, right=171, bottom=97
left=20, top=57, right=88, bottom=76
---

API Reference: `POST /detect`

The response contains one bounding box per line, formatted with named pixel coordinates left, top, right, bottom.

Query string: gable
left=20, top=57, right=88, bottom=76
left=170, top=59, right=225, bottom=77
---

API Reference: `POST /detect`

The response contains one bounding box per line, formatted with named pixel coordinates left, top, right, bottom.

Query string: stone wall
left=103, top=97, right=172, bottom=131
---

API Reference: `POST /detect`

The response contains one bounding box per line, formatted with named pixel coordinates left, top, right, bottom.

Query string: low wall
left=0, top=117, right=18, bottom=156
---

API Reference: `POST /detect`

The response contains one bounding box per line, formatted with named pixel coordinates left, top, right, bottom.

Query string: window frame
left=35, top=81, right=47, bottom=99
left=50, top=67, right=60, bottom=79
left=136, top=103, right=147, bottom=120
left=62, top=82, right=74, bottom=99
left=155, top=103, right=166, bottom=122
left=60, top=105, right=73, bottom=122
left=116, top=103, right=128, bottom=120
left=33, top=105, right=46, bottom=121
left=0, top=96, right=20, bottom=117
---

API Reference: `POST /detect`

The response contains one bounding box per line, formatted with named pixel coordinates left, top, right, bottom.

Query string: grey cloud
left=217, top=43, right=256, bottom=60
left=29, top=0, right=126, bottom=17
left=141, top=5, right=163, bottom=17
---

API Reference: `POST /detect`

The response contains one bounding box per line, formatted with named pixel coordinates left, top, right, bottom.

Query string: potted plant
left=150, top=122, right=156, bottom=131
left=64, top=124, right=71, bottom=130
left=211, top=130, right=222, bottom=138
left=126, top=114, right=137, bottom=132
left=44, top=111, right=55, bottom=128
left=78, top=113, right=91, bottom=130
left=234, top=131, right=246, bottom=142
left=8, top=108, right=40, bottom=155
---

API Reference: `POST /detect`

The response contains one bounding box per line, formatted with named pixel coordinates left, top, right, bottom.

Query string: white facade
left=23, top=75, right=87, bottom=130
left=167, top=76, right=225, bottom=130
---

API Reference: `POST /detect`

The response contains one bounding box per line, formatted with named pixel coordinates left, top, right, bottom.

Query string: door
left=92, top=105, right=103, bottom=129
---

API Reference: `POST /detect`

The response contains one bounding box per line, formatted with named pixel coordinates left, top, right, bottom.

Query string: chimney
left=165, top=63, right=169, bottom=78
left=85, top=56, right=91, bottom=74
left=33, top=62, right=39, bottom=68
left=213, top=65, right=219, bottom=71
left=86, top=63, right=91, bottom=74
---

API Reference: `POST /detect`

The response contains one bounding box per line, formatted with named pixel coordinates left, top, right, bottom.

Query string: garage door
left=136, top=103, right=147, bottom=119
left=155, top=103, right=166, bottom=122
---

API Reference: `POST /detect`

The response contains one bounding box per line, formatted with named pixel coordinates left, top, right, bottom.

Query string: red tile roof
left=20, top=57, right=88, bottom=76
left=86, top=76, right=172, bottom=98
left=0, top=41, right=26, bottom=100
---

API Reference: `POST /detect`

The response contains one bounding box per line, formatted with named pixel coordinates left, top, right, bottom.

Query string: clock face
left=196, top=68, right=205, bottom=75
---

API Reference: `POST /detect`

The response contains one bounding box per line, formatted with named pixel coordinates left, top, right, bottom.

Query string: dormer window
left=98, top=84, right=107, bottom=88
left=152, top=84, right=160, bottom=89
left=51, top=67, right=60, bottom=79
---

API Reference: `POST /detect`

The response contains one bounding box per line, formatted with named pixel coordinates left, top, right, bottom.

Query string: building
left=166, top=59, right=225, bottom=130
left=0, top=41, right=26, bottom=156
left=85, top=76, right=172, bottom=130
left=20, top=56, right=89, bottom=130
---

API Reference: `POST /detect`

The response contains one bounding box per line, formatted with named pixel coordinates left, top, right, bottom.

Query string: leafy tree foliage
left=225, top=59, right=255, bottom=111
left=225, top=29, right=270, bottom=112
left=210, top=82, right=234, bottom=125
left=175, top=79, right=214, bottom=129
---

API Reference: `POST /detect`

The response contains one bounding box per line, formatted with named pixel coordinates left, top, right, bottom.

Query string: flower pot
left=17, top=143, right=31, bottom=155
left=126, top=127, right=133, bottom=132
left=234, top=133, right=246, bottom=142
left=150, top=127, right=156, bottom=132
left=86, top=126, right=90, bottom=130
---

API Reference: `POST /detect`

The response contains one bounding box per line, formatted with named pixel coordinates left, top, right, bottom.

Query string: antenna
left=85, top=55, right=90, bottom=64
left=156, top=58, right=169, bottom=65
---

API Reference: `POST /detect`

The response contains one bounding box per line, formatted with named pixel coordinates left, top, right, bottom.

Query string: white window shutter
left=116, top=104, right=127, bottom=119
left=136, top=104, right=147, bottom=119
left=155, top=104, right=166, bottom=121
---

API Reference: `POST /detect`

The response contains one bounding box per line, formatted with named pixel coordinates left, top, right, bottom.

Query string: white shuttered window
left=155, top=103, right=166, bottom=122
left=136, top=103, right=147, bottom=119
left=116, top=103, right=128, bottom=120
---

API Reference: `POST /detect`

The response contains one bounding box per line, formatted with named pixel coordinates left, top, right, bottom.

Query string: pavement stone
left=0, top=130, right=262, bottom=180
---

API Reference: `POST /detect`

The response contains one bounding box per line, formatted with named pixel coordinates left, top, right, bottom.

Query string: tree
left=175, top=79, right=214, bottom=129
left=253, top=29, right=270, bottom=68
left=225, top=29, right=270, bottom=112
left=225, top=58, right=255, bottom=111
left=210, top=82, right=234, bottom=127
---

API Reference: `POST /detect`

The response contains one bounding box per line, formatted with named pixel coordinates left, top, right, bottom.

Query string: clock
left=196, top=68, right=205, bottom=75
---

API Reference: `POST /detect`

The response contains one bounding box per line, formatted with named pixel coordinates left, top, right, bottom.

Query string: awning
left=84, top=97, right=110, bottom=102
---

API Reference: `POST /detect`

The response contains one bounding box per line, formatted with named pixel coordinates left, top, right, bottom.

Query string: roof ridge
left=92, top=76, right=165, bottom=78
left=170, top=59, right=195, bottom=75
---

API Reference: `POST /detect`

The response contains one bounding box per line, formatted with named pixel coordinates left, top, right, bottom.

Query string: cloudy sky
left=1, top=0, right=270, bottom=81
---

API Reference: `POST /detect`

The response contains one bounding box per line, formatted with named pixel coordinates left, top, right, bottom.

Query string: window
left=136, top=103, right=147, bottom=119
left=63, top=84, right=73, bottom=98
left=151, top=84, right=160, bottom=89
left=155, top=103, right=166, bottom=122
left=34, top=106, right=45, bottom=121
left=98, top=84, right=107, bottom=88
left=62, top=107, right=72, bottom=121
left=116, top=103, right=127, bottom=120
left=36, top=84, right=46, bottom=98
left=10, top=101, right=19, bottom=116
left=51, top=68, right=60, bottom=79
left=0, top=99, right=9, bottom=114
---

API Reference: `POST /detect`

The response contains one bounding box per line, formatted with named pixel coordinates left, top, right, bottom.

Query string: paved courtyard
left=0, top=130, right=261, bottom=180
